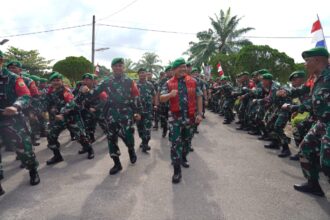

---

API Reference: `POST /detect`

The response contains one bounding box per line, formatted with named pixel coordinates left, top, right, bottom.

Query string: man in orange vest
left=160, top=58, right=203, bottom=184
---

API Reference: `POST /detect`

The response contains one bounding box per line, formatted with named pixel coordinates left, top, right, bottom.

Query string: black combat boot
left=264, top=141, right=280, bottom=149
left=181, top=156, right=190, bottom=168
left=278, top=144, right=291, bottom=158
left=46, top=149, right=63, bottom=165
left=162, top=127, right=168, bottom=138
left=87, top=147, right=95, bottom=159
left=223, top=120, right=231, bottom=124
left=290, top=153, right=300, bottom=161
left=109, top=157, right=122, bottom=175
left=29, top=169, right=40, bottom=186
left=172, top=164, right=182, bottom=184
left=90, top=133, right=96, bottom=143
left=294, top=180, right=325, bottom=197
left=0, top=183, right=5, bottom=196
left=128, top=149, right=137, bottom=164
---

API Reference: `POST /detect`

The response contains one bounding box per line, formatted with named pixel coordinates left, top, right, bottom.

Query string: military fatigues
left=158, top=77, right=171, bottom=136
left=220, top=81, right=235, bottom=123
left=89, top=75, right=142, bottom=158
left=0, top=69, right=39, bottom=181
left=136, top=80, right=156, bottom=150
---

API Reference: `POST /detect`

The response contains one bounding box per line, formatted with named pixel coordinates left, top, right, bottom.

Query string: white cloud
left=0, top=0, right=329, bottom=70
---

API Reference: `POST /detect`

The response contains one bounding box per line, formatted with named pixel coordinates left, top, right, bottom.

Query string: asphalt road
left=0, top=111, right=329, bottom=220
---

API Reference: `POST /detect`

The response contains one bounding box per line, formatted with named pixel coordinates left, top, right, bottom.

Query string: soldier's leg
left=28, top=112, right=40, bottom=146
left=274, top=111, right=291, bottom=157
left=0, top=134, right=4, bottom=195
left=46, top=120, right=65, bottom=165
left=8, top=116, right=40, bottom=185
left=320, top=124, right=330, bottom=178
left=144, top=116, right=153, bottom=150
left=119, top=123, right=137, bottom=163
left=37, top=112, right=48, bottom=137
left=153, top=107, right=159, bottom=130
left=182, top=124, right=192, bottom=168
left=169, top=121, right=182, bottom=183
left=107, top=123, right=122, bottom=175
left=68, top=114, right=94, bottom=159
left=82, top=110, right=97, bottom=143
left=294, top=121, right=325, bottom=196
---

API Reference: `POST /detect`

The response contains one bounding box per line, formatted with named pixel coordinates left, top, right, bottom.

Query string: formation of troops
left=0, top=47, right=329, bottom=198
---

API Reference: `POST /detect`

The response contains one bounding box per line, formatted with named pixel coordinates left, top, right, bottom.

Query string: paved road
left=0, top=111, right=329, bottom=220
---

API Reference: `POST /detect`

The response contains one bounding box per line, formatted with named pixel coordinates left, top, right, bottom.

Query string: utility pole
left=91, top=15, right=96, bottom=70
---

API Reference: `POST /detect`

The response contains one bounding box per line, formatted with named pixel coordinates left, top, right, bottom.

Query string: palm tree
left=187, top=7, right=254, bottom=66
left=124, top=58, right=136, bottom=72
left=135, top=52, right=163, bottom=76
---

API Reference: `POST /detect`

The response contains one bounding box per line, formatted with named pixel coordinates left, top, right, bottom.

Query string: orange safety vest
left=167, top=74, right=197, bottom=118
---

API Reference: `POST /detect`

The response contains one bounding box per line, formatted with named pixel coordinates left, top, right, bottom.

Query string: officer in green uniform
left=289, top=47, right=330, bottom=197
left=0, top=51, right=40, bottom=196
left=136, top=68, right=158, bottom=152
left=219, top=75, right=235, bottom=124
left=81, top=58, right=142, bottom=175
left=160, top=58, right=203, bottom=184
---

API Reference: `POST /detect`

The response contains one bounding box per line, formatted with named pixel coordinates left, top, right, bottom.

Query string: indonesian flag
left=311, top=18, right=327, bottom=48
left=94, top=64, right=100, bottom=76
left=217, top=63, right=224, bottom=76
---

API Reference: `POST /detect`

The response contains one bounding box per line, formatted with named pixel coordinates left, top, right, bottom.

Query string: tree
left=53, top=56, right=92, bottom=82
left=187, top=7, right=254, bottom=66
left=209, top=53, right=238, bottom=80
left=124, top=58, right=136, bottom=72
left=5, top=46, right=52, bottom=75
left=135, top=52, right=163, bottom=76
left=235, top=45, right=295, bottom=83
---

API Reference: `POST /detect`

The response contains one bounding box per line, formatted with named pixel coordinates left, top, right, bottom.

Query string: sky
left=0, top=0, right=329, bottom=69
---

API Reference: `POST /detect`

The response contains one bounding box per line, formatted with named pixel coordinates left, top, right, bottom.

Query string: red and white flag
left=311, top=17, right=326, bottom=48
left=217, top=63, right=224, bottom=76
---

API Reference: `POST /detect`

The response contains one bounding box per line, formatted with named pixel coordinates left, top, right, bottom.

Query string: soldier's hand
left=276, top=90, right=287, bottom=97
left=195, top=114, right=203, bottom=124
left=291, top=111, right=298, bottom=119
left=80, top=85, right=90, bottom=93
left=252, top=99, right=257, bottom=103
left=134, top=114, right=141, bottom=121
left=169, top=90, right=178, bottom=98
left=55, top=114, right=64, bottom=121
left=89, top=108, right=96, bottom=112
left=3, top=106, right=18, bottom=116
left=281, top=103, right=290, bottom=110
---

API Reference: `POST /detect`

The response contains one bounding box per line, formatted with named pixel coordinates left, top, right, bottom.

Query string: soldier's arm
left=13, top=77, right=31, bottom=110
left=130, top=80, right=142, bottom=115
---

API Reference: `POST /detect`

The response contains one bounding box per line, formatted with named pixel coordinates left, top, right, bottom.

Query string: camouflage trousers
left=237, top=98, right=248, bottom=124
left=137, top=113, right=152, bottom=146
left=299, top=120, right=330, bottom=180
left=223, top=99, right=235, bottom=121
left=81, top=109, right=97, bottom=140
left=0, top=115, right=39, bottom=180
left=169, top=120, right=192, bottom=165
left=106, top=121, right=135, bottom=158
left=47, top=114, right=91, bottom=151
left=272, top=109, right=291, bottom=145
left=293, top=116, right=314, bottom=147
left=159, top=104, right=169, bottom=130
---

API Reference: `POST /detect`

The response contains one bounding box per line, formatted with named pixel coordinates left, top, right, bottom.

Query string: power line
left=0, top=24, right=91, bottom=38
left=97, top=0, right=139, bottom=21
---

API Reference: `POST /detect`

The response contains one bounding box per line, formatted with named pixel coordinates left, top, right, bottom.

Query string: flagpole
left=317, top=14, right=328, bottom=49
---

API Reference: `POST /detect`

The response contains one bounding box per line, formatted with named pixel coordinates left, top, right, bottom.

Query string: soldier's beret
left=165, top=65, right=172, bottom=72
left=220, top=75, right=230, bottom=81
left=6, top=60, right=22, bottom=68
left=39, top=78, right=48, bottom=83
left=111, top=57, right=124, bottom=66
left=261, top=73, right=273, bottom=80
left=191, top=67, right=199, bottom=73
left=289, top=70, right=306, bottom=81
left=29, top=75, right=40, bottom=82
left=171, top=58, right=186, bottom=69
left=49, top=72, right=63, bottom=81
left=137, top=68, right=147, bottom=74
left=302, top=47, right=329, bottom=59
left=251, top=71, right=259, bottom=77
left=258, top=69, right=269, bottom=75
left=82, top=73, right=94, bottom=80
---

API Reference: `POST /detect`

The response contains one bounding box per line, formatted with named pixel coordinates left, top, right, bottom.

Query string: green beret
left=302, top=47, right=329, bottom=59
left=137, top=68, right=147, bottom=73
left=0, top=50, right=3, bottom=58
left=241, top=71, right=249, bottom=77
left=165, top=65, right=172, bottom=72
left=39, top=78, right=48, bottom=83
left=251, top=71, right=259, bottom=77
left=6, top=60, right=22, bottom=68
left=258, top=69, right=269, bottom=75
left=220, top=75, right=230, bottom=81
left=191, top=67, right=198, bottom=73
left=82, top=73, right=94, bottom=80
left=171, top=58, right=186, bottom=69
left=289, top=70, right=306, bottom=81
left=29, top=75, right=40, bottom=82
left=261, top=73, right=273, bottom=80
left=49, top=72, right=63, bottom=81
left=111, top=57, right=124, bottom=66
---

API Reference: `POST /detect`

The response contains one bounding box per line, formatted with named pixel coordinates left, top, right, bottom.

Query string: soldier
left=45, top=72, right=94, bottom=165
left=289, top=47, right=330, bottom=197
left=158, top=65, right=173, bottom=138
left=219, top=76, right=235, bottom=124
left=160, top=58, right=203, bottom=184
left=0, top=51, right=40, bottom=196
left=136, top=68, right=158, bottom=153
left=146, top=71, right=159, bottom=130
left=81, top=58, right=142, bottom=175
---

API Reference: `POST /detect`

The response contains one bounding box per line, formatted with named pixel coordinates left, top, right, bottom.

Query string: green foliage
left=209, top=45, right=296, bottom=83
left=53, top=56, right=92, bottom=82
left=4, top=46, right=52, bottom=75
left=135, top=52, right=163, bottom=77
left=187, top=7, right=254, bottom=66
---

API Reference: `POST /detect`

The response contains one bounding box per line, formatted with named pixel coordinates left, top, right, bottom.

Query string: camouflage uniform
left=136, top=79, right=156, bottom=151
left=158, top=76, right=171, bottom=137
left=219, top=80, right=235, bottom=123
left=88, top=74, right=142, bottom=159
left=0, top=68, right=39, bottom=184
